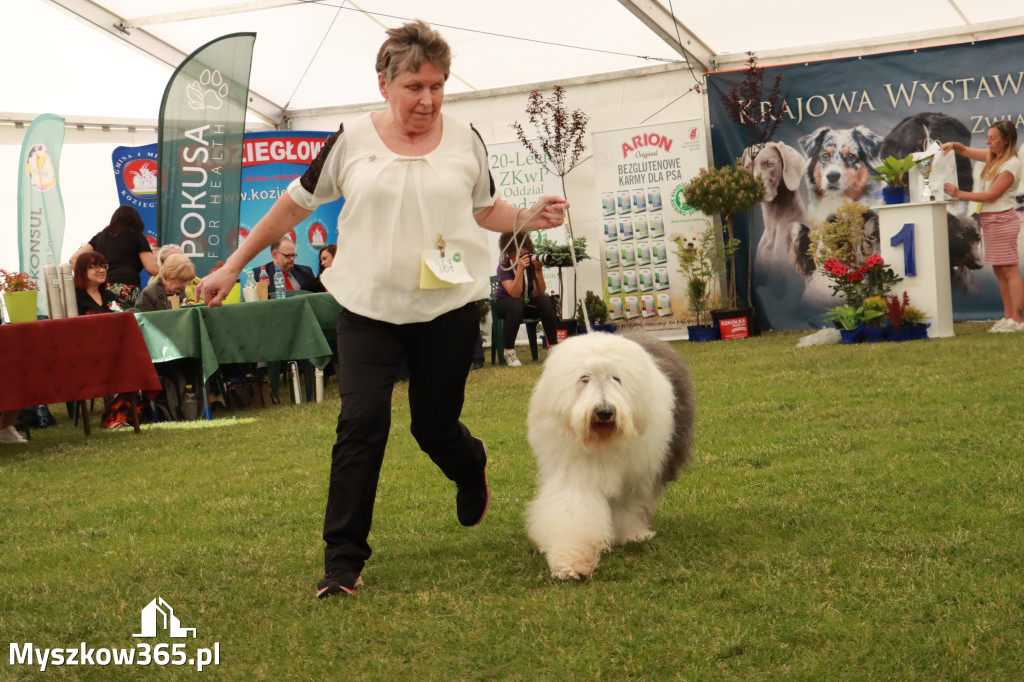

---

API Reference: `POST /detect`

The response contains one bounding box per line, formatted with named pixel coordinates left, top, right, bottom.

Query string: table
left=134, top=294, right=341, bottom=408
left=0, top=313, right=162, bottom=434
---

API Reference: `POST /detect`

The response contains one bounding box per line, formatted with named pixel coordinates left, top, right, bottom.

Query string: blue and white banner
left=112, top=143, right=159, bottom=250
left=707, top=33, right=1024, bottom=329
left=17, top=113, right=66, bottom=313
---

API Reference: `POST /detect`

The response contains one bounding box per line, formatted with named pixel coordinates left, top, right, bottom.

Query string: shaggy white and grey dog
left=526, top=333, right=695, bottom=580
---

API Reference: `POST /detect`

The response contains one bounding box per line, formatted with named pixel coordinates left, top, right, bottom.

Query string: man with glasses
left=263, top=237, right=316, bottom=296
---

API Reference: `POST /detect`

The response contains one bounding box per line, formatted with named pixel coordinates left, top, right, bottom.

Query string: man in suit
left=264, top=237, right=316, bottom=295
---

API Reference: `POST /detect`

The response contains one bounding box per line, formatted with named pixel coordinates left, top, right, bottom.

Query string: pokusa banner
left=706, top=33, right=1024, bottom=330
left=111, top=132, right=342, bottom=280
left=157, top=32, right=255, bottom=277
left=591, top=120, right=711, bottom=334
left=17, top=113, right=66, bottom=313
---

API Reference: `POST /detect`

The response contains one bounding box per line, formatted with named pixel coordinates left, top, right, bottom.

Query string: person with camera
left=495, top=232, right=561, bottom=366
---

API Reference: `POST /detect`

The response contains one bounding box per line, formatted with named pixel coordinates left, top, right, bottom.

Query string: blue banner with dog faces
left=707, top=34, right=1024, bottom=330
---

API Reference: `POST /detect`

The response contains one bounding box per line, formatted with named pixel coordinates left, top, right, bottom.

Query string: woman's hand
left=195, top=266, right=240, bottom=307
left=516, top=254, right=532, bottom=272
left=944, top=183, right=959, bottom=199
left=527, top=196, right=570, bottom=230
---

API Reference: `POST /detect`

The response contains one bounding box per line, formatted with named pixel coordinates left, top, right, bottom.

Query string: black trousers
left=322, top=303, right=485, bottom=581
left=494, top=293, right=560, bottom=350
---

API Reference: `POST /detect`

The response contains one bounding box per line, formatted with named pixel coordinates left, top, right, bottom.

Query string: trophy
left=915, top=153, right=935, bottom=201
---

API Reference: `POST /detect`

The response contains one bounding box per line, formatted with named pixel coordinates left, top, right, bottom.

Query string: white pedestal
left=877, top=201, right=954, bottom=338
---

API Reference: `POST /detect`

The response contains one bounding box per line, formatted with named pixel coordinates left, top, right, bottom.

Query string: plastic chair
left=489, top=276, right=540, bottom=365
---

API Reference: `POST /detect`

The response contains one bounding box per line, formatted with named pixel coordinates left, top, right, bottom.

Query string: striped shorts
left=979, top=209, right=1021, bottom=266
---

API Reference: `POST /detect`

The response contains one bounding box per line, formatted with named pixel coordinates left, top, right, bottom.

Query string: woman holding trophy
left=943, top=121, right=1024, bottom=333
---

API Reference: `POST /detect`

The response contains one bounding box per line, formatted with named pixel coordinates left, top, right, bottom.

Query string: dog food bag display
left=601, top=192, right=616, bottom=217
left=608, top=295, right=624, bottom=320
left=623, top=270, right=638, bottom=293
left=647, top=186, right=662, bottom=211
left=603, top=218, right=618, bottom=243
left=639, top=268, right=654, bottom=291
left=624, top=295, right=641, bottom=319
left=656, top=293, right=673, bottom=316
left=636, top=242, right=652, bottom=266
left=634, top=214, right=649, bottom=239
left=605, top=244, right=620, bottom=268
left=654, top=267, right=670, bottom=291
left=649, top=213, right=665, bottom=237
left=618, top=216, right=634, bottom=241
left=631, top=187, right=647, bottom=212
left=652, top=241, right=668, bottom=264
left=641, top=293, right=657, bottom=318
left=616, top=189, right=631, bottom=215
left=620, top=243, right=636, bottom=267
left=607, top=271, right=622, bottom=294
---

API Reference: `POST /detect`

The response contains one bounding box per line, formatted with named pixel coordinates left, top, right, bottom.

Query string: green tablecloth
left=134, top=293, right=342, bottom=383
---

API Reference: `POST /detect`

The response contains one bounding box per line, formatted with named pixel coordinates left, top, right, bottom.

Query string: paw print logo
left=452, top=252, right=462, bottom=263
left=186, top=69, right=230, bottom=111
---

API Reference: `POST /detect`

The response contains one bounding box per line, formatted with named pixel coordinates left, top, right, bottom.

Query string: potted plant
left=861, top=296, right=888, bottom=342
left=533, top=234, right=591, bottom=324
left=871, top=154, right=916, bottom=204
left=575, top=291, right=616, bottom=334
left=901, top=305, right=931, bottom=340
left=0, top=269, right=40, bottom=324
left=825, top=304, right=883, bottom=343
left=884, top=291, right=912, bottom=341
left=682, top=163, right=764, bottom=338
left=673, top=223, right=721, bottom=341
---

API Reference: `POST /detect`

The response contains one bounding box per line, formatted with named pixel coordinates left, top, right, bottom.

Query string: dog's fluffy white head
left=529, top=333, right=670, bottom=450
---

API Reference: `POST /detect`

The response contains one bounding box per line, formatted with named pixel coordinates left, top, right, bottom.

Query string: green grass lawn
left=2, top=322, right=1023, bottom=680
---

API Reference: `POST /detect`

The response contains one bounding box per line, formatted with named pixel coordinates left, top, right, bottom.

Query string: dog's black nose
left=826, top=171, right=841, bottom=184
left=595, top=407, right=615, bottom=422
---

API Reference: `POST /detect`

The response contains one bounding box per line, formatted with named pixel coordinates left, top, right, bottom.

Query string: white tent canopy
left=4, top=0, right=1024, bottom=274
left=5, top=0, right=1024, bottom=127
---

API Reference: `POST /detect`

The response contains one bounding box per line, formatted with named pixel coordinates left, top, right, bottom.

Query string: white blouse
left=973, top=155, right=1021, bottom=214
left=288, top=113, right=496, bottom=324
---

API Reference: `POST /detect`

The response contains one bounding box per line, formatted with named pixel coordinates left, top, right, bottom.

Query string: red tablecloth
left=0, top=312, right=162, bottom=412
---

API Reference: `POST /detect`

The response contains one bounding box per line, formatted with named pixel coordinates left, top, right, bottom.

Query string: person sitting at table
left=70, top=205, right=158, bottom=309
left=264, top=237, right=315, bottom=296
left=302, top=244, right=337, bottom=294
left=157, top=244, right=203, bottom=303
left=134, top=254, right=197, bottom=312
left=74, top=252, right=125, bottom=315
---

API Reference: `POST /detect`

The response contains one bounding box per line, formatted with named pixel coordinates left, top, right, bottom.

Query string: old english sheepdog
left=526, top=333, right=695, bottom=580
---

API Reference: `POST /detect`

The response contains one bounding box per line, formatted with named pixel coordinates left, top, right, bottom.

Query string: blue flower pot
left=909, top=323, right=930, bottom=340
left=687, top=324, right=720, bottom=342
left=839, top=323, right=864, bottom=344
left=886, top=326, right=912, bottom=342
left=863, top=325, right=886, bottom=343
left=882, top=186, right=908, bottom=205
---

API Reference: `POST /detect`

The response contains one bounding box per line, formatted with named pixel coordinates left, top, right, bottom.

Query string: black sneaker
left=456, top=440, right=489, bottom=526
left=316, top=572, right=363, bottom=599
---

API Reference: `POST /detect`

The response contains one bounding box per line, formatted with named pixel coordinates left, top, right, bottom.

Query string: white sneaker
left=1003, top=320, right=1024, bottom=333
left=989, top=318, right=1012, bottom=333
left=0, top=425, right=27, bottom=444
left=503, top=349, right=522, bottom=367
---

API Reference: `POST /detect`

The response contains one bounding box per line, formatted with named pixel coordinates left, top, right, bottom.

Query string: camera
left=530, top=253, right=557, bottom=267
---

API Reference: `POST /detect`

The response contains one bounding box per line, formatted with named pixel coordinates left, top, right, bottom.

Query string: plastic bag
left=911, top=141, right=957, bottom=201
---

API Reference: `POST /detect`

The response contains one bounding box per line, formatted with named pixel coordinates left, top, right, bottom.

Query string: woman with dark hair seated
left=71, top=205, right=158, bottom=308
left=73, top=252, right=125, bottom=315
left=303, top=244, right=338, bottom=293
left=494, top=232, right=560, bottom=367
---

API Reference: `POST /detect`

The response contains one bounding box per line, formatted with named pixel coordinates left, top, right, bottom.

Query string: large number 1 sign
left=878, top=202, right=954, bottom=338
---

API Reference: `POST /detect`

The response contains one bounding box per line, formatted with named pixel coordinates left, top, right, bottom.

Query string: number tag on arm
left=420, top=250, right=474, bottom=289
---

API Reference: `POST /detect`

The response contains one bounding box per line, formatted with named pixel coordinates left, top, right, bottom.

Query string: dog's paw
left=619, top=528, right=656, bottom=545
left=548, top=552, right=600, bottom=580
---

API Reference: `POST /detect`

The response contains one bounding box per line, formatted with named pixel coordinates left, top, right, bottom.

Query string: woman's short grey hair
left=158, top=244, right=182, bottom=265
left=375, top=20, right=451, bottom=85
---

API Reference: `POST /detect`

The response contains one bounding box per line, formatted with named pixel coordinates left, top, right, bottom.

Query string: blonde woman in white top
left=943, top=120, right=1024, bottom=332
left=198, top=20, right=567, bottom=598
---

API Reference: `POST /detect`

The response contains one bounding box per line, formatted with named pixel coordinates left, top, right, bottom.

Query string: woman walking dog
left=199, top=20, right=567, bottom=598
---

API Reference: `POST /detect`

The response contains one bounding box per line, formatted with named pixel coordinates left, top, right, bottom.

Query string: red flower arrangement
left=0, top=269, right=39, bottom=293
left=819, top=253, right=900, bottom=307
